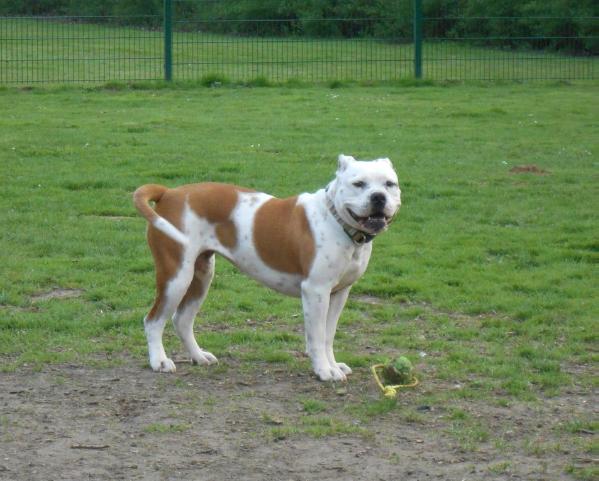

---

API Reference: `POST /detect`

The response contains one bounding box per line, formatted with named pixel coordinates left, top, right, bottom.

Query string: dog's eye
left=352, top=181, right=366, bottom=188
left=385, top=181, right=398, bottom=188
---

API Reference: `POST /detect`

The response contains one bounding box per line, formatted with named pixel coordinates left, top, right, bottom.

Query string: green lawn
left=1, top=18, right=596, bottom=83
left=0, top=81, right=597, bottom=409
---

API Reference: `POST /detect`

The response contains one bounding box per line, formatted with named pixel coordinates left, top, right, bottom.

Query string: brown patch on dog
left=178, top=253, right=214, bottom=309
left=143, top=188, right=189, bottom=321
left=137, top=183, right=255, bottom=321
left=135, top=182, right=254, bottom=232
left=184, top=183, right=254, bottom=249
left=142, top=187, right=192, bottom=320
left=185, top=183, right=253, bottom=223
left=216, top=220, right=237, bottom=248
left=253, top=197, right=315, bottom=277
left=146, top=224, right=184, bottom=321
left=509, top=165, right=549, bottom=175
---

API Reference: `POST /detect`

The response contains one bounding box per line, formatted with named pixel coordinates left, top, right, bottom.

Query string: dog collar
left=325, top=195, right=376, bottom=245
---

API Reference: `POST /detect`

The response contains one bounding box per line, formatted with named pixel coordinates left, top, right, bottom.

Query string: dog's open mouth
left=347, top=208, right=391, bottom=233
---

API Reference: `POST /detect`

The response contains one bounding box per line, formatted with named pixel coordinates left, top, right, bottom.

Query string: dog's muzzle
left=347, top=192, right=395, bottom=234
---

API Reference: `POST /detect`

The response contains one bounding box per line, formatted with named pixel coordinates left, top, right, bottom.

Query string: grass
left=1, top=18, right=596, bottom=84
left=0, top=82, right=597, bottom=403
left=488, top=461, right=512, bottom=475
left=301, top=399, right=328, bottom=414
left=143, top=423, right=191, bottom=434
left=566, top=465, right=599, bottom=481
left=270, top=416, right=369, bottom=441
left=447, top=414, right=491, bottom=452
left=0, top=79, right=597, bottom=478
left=0, top=81, right=597, bottom=480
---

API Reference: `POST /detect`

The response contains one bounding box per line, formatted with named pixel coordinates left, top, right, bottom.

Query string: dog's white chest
left=332, top=244, right=371, bottom=292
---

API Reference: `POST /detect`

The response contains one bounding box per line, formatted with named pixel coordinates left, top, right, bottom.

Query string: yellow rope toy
left=371, top=363, right=419, bottom=398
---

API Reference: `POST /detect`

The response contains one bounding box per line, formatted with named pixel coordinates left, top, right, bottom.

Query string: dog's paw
left=336, top=362, right=352, bottom=375
left=190, top=349, right=218, bottom=366
left=151, top=357, right=177, bottom=373
left=314, top=365, right=347, bottom=382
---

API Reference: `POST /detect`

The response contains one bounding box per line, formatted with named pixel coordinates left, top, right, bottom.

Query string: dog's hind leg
left=144, top=228, right=195, bottom=373
left=172, top=252, right=218, bottom=366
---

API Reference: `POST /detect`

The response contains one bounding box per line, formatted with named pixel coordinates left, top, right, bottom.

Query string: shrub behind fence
left=0, top=0, right=596, bottom=85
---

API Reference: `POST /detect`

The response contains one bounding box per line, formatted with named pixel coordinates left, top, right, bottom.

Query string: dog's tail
left=133, top=184, right=189, bottom=246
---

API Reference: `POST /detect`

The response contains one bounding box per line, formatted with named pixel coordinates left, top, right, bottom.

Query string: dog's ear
left=379, top=157, right=394, bottom=169
left=337, top=154, right=356, bottom=173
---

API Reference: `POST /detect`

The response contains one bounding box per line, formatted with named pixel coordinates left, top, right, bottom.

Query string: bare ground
left=0, top=359, right=594, bottom=481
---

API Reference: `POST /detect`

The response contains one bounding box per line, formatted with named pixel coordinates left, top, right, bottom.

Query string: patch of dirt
left=30, top=288, right=85, bottom=302
left=0, top=305, right=41, bottom=313
left=353, top=295, right=506, bottom=325
left=85, top=215, right=136, bottom=221
left=352, top=294, right=388, bottom=306
left=509, top=164, right=550, bottom=175
left=0, top=360, right=592, bottom=481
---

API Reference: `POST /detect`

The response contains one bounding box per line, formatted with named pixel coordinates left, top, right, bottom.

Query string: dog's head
left=329, top=154, right=401, bottom=235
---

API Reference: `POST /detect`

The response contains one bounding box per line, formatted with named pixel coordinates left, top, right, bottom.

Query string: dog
left=133, top=154, right=401, bottom=381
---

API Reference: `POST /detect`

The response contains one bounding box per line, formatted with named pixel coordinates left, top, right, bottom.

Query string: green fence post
left=413, top=0, right=423, bottom=79
left=164, top=0, right=173, bottom=81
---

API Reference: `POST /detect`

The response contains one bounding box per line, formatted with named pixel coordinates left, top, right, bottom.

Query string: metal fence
left=0, top=0, right=596, bottom=85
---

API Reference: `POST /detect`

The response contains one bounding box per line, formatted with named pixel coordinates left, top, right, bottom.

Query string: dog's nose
left=370, top=192, right=386, bottom=207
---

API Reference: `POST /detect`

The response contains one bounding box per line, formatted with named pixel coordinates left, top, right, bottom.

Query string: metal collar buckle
left=351, top=230, right=374, bottom=245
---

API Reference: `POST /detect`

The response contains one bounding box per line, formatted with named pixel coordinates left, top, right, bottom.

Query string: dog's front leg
left=326, top=286, right=352, bottom=376
left=301, top=281, right=347, bottom=382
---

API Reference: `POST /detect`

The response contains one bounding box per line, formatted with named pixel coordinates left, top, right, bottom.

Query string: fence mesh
left=0, top=1, right=596, bottom=85
left=0, top=16, right=163, bottom=84
left=170, top=0, right=411, bottom=82
left=423, top=15, right=597, bottom=80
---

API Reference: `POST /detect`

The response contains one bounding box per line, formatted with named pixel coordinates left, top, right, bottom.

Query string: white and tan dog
left=133, top=154, right=401, bottom=381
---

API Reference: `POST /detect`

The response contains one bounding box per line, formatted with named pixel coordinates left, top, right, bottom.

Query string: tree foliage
left=0, top=0, right=596, bottom=53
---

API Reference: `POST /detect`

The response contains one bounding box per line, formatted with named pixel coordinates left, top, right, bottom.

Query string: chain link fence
left=0, top=0, right=596, bottom=85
